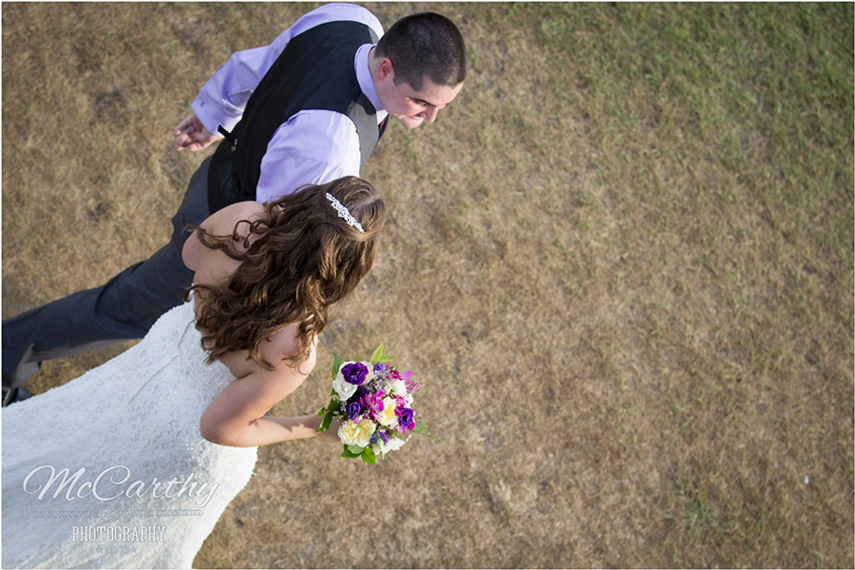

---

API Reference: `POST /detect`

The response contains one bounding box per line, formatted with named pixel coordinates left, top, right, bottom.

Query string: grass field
left=2, top=3, right=853, bottom=568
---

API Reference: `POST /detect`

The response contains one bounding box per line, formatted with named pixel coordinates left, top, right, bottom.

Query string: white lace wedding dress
left=2, top=301, right=258, bottom=569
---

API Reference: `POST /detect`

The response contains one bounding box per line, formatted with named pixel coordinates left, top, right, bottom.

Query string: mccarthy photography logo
left=72, top=524, right=166, bottom=543
left=22, top=465, right=219, bottom=509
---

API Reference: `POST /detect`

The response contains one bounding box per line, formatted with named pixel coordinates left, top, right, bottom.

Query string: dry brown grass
left=3, top=3, right=853, bottom=568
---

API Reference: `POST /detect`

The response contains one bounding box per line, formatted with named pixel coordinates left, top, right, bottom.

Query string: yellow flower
left=353, top=418, right=376, bottom=447
left=376, top=397, right=398, bottom=428
left=337, top=419, right=358, bottom=445
left=337, top=418, right=376, bottom=448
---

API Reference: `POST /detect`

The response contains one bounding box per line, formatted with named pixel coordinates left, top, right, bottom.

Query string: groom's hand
left=174, top=113, right=221, bottom=151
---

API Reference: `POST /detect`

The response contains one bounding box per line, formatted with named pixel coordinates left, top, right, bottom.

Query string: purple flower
left=346, top=401, right=362, bottom=421
left=341, top=362, right=368, bottom=385
left=362, top=392, right=385, bottom=415
left=370, top=431, right=389, bottom=447
left=373, top=362, right=387, bottom=376
left=351, top=385, right=368, bottom=402
left=397, top=407, right=415, bottom=432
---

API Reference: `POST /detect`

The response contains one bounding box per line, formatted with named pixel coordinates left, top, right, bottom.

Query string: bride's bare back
left=180, top=202, right=328, bottom=448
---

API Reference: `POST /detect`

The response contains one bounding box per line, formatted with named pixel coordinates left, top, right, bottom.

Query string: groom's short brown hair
left=375, top=12, right=467, bottom=91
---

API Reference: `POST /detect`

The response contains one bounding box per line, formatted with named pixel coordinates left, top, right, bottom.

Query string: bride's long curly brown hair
left=184, top=176, right=385, bottom=369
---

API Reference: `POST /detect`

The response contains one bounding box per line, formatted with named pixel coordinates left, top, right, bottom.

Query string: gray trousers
left=2, top=156, right=214, bottom=390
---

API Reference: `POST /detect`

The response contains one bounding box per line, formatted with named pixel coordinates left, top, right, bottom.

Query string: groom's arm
left=173, top=112, right=221, bottom=151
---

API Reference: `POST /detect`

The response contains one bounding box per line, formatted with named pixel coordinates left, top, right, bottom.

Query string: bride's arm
left=199, top=328, right=337, bottom=448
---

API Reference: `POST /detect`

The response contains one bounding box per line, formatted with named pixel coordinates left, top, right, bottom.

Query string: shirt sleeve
left=254, top=110, right=362, bottom=204
left=191, top=39, right=295, bottom=134
left=190, top=3, right=384, bottom=135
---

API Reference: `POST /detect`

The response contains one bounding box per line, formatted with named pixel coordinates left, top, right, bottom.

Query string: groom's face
left=375, top=60, right=463, bottom=129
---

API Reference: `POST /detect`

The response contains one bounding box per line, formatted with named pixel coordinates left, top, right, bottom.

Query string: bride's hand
left=315, top=416, right=342, bottom=443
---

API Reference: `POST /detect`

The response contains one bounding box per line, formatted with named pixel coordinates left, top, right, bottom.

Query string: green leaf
left=347, top=444, right=364, bottom=455
left=361, top=447, right=376, bottom=465
left=332, top=353, right=342, bottom=378
left=370, top=343, right=384, bottom=365
left=413, top=422, right=427, bottom=434
left=379, top=354, right=394, bottom=364
left=317, top=407, right=326, bottom=419
left=340, top=448, right=361, bottom=459
left=317, top=410, right=333, bottom=432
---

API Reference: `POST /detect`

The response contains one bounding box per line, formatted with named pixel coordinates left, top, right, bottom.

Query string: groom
left=2, top=3, right=466, bottom=404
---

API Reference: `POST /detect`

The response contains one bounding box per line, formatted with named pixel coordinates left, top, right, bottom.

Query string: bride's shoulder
left=203, top=201, right=268, bottom=236
left=183, top=202, right=268, bottom=271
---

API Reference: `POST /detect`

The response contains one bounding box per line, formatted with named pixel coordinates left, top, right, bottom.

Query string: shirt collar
left=355, top=44, right=388, bottom=124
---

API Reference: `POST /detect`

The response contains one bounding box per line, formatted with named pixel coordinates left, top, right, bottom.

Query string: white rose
left=388, top=378, right=407, bottom=397
left=380, top=436, right=406, bottom=453
left=332, top=370, right=357, bottom=400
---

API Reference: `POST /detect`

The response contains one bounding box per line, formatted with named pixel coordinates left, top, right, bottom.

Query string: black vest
left=207, top=20, right=381, bottom=212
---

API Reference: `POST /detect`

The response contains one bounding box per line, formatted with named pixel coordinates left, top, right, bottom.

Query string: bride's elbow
left=199, top=417, right=241, bottom=447
left=199, top=422, right=227, bottom=446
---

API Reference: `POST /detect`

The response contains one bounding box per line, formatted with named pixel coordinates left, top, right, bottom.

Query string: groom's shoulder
left=293, top=3, right=383, bottom=36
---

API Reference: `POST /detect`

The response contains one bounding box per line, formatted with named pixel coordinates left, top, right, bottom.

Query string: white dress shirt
left=190, top=3, right=388, bottom=204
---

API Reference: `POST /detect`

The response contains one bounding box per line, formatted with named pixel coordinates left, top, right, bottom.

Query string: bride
left=2, top=176, right=385, bottom=568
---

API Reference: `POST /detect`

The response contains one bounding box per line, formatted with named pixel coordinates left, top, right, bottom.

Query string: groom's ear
left=376, top=57, right=395, bottom=83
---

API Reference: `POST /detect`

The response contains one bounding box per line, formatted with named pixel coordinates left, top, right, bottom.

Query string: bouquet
left=316, top=344, right=428, bottom=464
